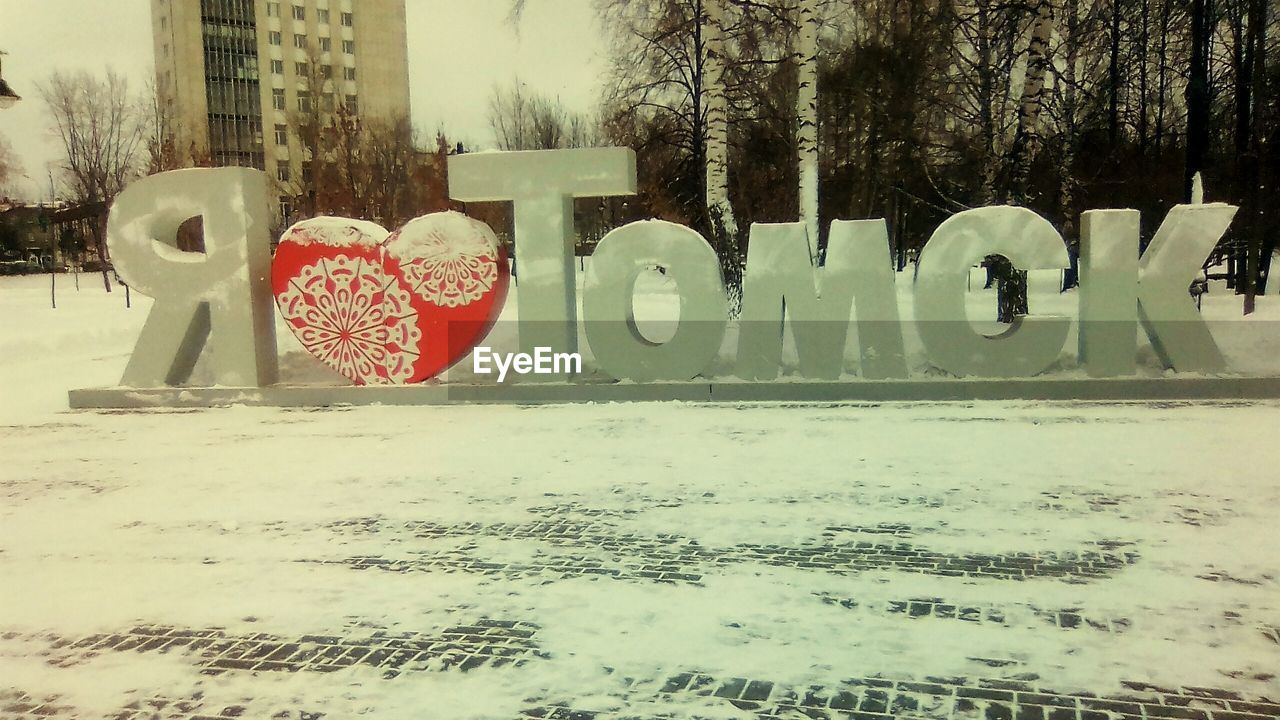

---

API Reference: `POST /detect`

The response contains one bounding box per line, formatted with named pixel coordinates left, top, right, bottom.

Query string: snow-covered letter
left=914, top=207, right=1071, bottom=377
left=448, top=149, right=637, bottom=379
left=108, top=168, right=277, bottom=388
left=1078, top=210, right=1140, bottom=376
left=736, top=221, right=906, bottom=380
left=1136, top=204, right=1236, bottom=372
left=583, top=220, right=728, bottom=382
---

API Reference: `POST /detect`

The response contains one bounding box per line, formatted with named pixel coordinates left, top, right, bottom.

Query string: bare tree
left=993, top=0, right=1056, bottom=322
left=596, top=0, right=766, bottom=308
left=704, top=0, right=737, bottom=238
left=1009, top=0, right=1055, bottom=204
left=572, top=0, right=1276, bottom=325
left=144, top=79, right=182, bottom=174
left=1226, top=0, right=1268, bottom=312
left=1044, top=0, right=1107, bottom=291
left=40, top=69, right=147, bottom=291
left=972, top=1, right=1027, bottom=203
left=488, top=78, right=596, bottom=150
left=279, top=44, right=339, bottom=211
left=1185, top=0, right=1213, bottom=203
left=489, top=80, right=536, bottom=150
left=0, top=134, right=20, bottom=198
left=270, top=43, right=443, bottom=229
left=597, top=0, right=715, bottom=226
left=318, top=113, right=430, bottom=228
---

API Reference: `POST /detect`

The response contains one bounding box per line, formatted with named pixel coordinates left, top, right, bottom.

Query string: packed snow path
left=2, top=401, right=1278, bottom=720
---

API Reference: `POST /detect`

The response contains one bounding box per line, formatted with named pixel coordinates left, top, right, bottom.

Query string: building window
left=295, top=61, right=309, bottom=77
left=277, top=161, right=291, bottom=182
left=294, top=34, right=307, bottom=49
left=292, top=5, right=305, bottom=20
left=274, top=124, right=288, bottom=145
left=160, top=16, right=168, bottom=30
left=319, top=37, right=331, bottom=51
left=162, top=43, right=169, bottom=57
left=269, top=31, right=282, bottom=45
left=343, top=67, right=356, bottom=81
left=321, top=93, right=335, bottom=111
left=280, top=196, right=293, bottom=222
left=271, top=59, right=284, bottom=75
left=342, top=40, right=354, bottom=54
left=317, top=9, right=330, bottom=23
left=267, top=2, right=280, bottom=17
left=297, top=90, right=311, bottom=111
left=273, top=88, right=286, bottom=110
left=345, top=94, right=358, bottom=114
left=321, top=65, right=333, bottom=79
left=341, top=12, right=353, bottom=27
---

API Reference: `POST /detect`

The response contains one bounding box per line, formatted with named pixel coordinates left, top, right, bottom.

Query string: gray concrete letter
left=736, top=220, right=906, bottom=380
left=109, top=168, right=277, bottom=388
left=448, top=148, right=637, bottom=377
left=1078, top=210, right=1140, bottom=377
left=914, top=206, right=1070, bottom=377
left=583, top=220, right=727, bottom=382
left=1137, top=204, right=1236, bottom=372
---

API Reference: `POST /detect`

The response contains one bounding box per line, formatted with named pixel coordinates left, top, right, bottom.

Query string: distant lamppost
left=0, top=51, right=21, bottom=109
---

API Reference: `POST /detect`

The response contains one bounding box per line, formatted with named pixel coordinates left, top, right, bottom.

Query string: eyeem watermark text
left=473, top=347, right=582, bottom=382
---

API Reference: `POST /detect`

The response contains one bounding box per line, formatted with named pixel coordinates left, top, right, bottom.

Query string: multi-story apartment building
left=151, top=0, right=411, bottom=219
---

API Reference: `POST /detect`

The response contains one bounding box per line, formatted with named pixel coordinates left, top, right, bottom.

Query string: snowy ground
left=1, top=271, right=1279, bottom=719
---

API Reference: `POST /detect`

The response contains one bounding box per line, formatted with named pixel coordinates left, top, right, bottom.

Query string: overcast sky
left=0, top=0, right=606, bottom=200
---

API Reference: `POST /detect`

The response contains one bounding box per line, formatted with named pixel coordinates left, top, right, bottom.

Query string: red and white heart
left=271, top=212, right=509, bottom=385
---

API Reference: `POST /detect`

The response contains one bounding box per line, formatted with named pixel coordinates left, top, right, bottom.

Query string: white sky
left=0, top=0, right=607, bottom=200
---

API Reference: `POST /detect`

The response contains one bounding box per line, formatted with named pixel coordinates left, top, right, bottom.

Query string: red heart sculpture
left=271, top=213, right=510, bottom=385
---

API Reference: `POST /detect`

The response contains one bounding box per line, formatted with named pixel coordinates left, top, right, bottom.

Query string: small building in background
left=0, top=201, right=65, bottom=274
left=151, top=0, right=412, bottom=226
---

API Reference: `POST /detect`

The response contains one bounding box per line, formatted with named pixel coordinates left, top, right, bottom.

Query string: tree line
left=21, top=0, right=1278, bottom=315
left=580, top=0, right=1277, bottom=316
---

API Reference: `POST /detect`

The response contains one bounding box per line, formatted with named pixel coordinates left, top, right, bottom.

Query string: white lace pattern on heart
left=276, top=254, right=421, bottom=385
left=397, top=226, right=499, bottom=308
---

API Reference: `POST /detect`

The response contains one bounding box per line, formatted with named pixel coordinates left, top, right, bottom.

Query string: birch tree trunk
left=976, top=0, right=999, bottom=206
left=997, top=0, right=1054, bottom=322
left=1009, top=0, right=1054, bottom=204
left=704, top=0, right=736, bottom=237
left=702, top=0, right=743, bottom=311
left=796, top=0, right=820, bottom=260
